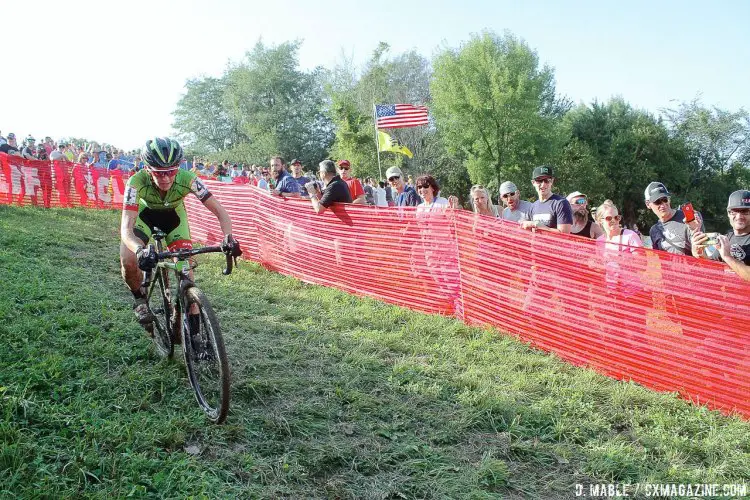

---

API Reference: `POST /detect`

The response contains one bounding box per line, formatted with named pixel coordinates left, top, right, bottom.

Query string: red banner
left=186, top=182, right=750, bottom=418
left=0, top=152, right=129, bottom=209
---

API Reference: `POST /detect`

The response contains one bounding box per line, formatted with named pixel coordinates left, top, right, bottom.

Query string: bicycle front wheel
left=182, top=286, right=230, bottom=424
left=149, top=269, right=174, bottom=359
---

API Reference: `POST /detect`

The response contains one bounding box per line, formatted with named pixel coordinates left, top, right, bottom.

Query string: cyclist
left=120, top=137, right=241, bottom=333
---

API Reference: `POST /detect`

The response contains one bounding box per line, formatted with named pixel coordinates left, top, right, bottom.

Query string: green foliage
left=431, top=30, right=567, bottom=193
left=555, top=99, right=688, bottom=229
left=2, top=205, right=749, bottom=498
left=173, top=40, right=334, bottom=165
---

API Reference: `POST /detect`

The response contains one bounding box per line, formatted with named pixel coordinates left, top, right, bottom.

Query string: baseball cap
left=644, top=182, right=670, bottom=203
left=566, top=191, right=586, bottom=202
left=290, top=158, right=301, bottom=165
left=7, top=133, right=15, bottom=139
left=499, top=181, right=518, bottom=196
left=337, top=159, right=351, bottom=168
left=532, top=165, right=554, bottom=180
left=727, top=190, right=750, bottom=209
left=385, top=166, right=403, bottom=179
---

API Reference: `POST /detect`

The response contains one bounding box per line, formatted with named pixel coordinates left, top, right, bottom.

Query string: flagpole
left=373, top=103, right=383, bottom=181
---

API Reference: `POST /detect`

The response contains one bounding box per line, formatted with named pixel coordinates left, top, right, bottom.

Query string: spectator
left=269, top=156, right=300, bottom=197
left=21, top=136, right=39, bottom=160
left=520, top=166, right=572, bottom=233
left=49, top=141, right=67, bottom=161
left=595, top=200, right=643, bottom=252
left=371, top=179, right=387, bottom=207
left=258, top=169, right=271, bottom=190
left=499, top=181, right=532, bottom=222
left=692, top=190, right=750, bottom=281
left=36, top=143, right=49, bottom=161
left=77, top=152, right=90, bottom=164
left=305, top=159, right=352, bottom=213
left=289, top=158, right=311, bottom=198
left=645, top=182, right=702, bottom=255
left=43, top=137, right=54, bottom=156
left=406, top=175, right=414, bottom=188
left=416, top=175, right=449, bottom=212
left=0, top=133, right=20, bottom=155
left=336, top=160, right=366, bottom=204
left=63, top=143, right=75, bottom=162
left=469, top=185, right=499, bottom=217
left=567, top=191, right=604, bottom=239
left=363, top=177, right=375, bottom=205
left=386, top=166, right=421, bottom=207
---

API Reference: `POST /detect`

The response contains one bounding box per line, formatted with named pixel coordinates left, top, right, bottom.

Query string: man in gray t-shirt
left=645, top=182, right=703, bottom=254
left=499, top=181, right=532, bottom=222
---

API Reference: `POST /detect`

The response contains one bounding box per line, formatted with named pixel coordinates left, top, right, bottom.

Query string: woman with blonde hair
left=469, top=184, right=498, bottom=217
left=595, top=200, right=643, bottom=251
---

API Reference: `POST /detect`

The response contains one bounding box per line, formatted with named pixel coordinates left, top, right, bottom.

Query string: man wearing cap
left=567, top=191, right=604, bottom=239
left=49, top=141, right=67, bottom=161
left=645, top=181, right=702, bottom=255
left=305, top=160, right=353, bottom=213
left=269, top=156, right=301, bottom=197
left=520, top=165, right=573, bottom=233
left=0, top=133, right=20, bottom=155
left=691, top=190, right=750, bottom=281
left=336, top=160, right=366, bottom=205
left=289, top=158, right=311, bottom=198
left=21, top=136, right=39, bottom=160
left=386, top=166, right=421, bottom=207
left=499, top=181, right=532, bottom=222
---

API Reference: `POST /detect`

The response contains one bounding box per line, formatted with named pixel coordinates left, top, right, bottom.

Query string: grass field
left=1, top=204, right=748, bottom=499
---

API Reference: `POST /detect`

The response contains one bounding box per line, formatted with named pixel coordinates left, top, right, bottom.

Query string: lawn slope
left=1, top=205, right=748, bottom=498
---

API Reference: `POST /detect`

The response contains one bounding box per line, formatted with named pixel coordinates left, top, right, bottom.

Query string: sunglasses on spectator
left=338, top=166, right=350, bottom=171
left=388, top=176, right=400, bottom=182
left=417, top=184, right=431, bottom=189
left=728, top=208, right=750, bottom=216
left=534, top=178, right=552, bottom=184
left=573, top=198, right=587, bottom=205
left=651, top=197, right=669, bottom=206
left=602, top=215, right=622, bottom=222
left=501, top=192, right=516, bottom=199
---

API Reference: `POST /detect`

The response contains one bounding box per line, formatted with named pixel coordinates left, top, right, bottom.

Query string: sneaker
left=133, top=298, right=156, bottom=325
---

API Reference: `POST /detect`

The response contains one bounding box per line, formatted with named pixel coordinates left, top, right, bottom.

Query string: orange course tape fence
left=2, top=152, right=747, bottom=418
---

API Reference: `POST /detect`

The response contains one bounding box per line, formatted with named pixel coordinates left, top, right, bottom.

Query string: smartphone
left=682, top=202, right=696, bottom=223
left=704, top=232, right=719, bottom=246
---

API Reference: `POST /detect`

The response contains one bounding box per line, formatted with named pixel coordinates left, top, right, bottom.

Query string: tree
left=431, top=31, right=567, bottom=194
left=555, top=98, right=688, bottom=229
left=173, top=77, right=235, bottom=156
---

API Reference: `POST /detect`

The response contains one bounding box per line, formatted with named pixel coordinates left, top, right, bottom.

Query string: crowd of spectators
left=2, top=130, right=747, bottom=282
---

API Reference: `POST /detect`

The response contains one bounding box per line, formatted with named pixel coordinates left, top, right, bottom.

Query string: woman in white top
left=415, top=174, right=449, bottom=212
left=594, top=199, right=644, bottom=298
left=595, top=200, right=643, bottom=251
left=469, top=184, right=499, bottom=217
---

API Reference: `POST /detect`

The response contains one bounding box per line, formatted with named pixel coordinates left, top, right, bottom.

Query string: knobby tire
left=182, top=286, right=230, bottom=424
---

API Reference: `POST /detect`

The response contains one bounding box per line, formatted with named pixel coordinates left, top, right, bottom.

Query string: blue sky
left=3, top=0, right=748, bottom=150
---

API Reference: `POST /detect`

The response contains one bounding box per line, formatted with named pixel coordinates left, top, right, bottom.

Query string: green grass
left=0, top=204, right=748, bottom=499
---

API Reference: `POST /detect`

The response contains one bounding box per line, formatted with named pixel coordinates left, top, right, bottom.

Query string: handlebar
left=155, top=246, right=235, bottom=275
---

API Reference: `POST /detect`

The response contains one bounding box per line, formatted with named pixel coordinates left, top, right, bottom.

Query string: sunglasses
left=651, top=198, right=669, bottom=206
left=573, top=198, right=587, bottom=205
left=338, top=166, right=350, bottom=171
left=534, top=178, right=552, bottom=184
left=602, top=215, right=621, bottom=222
left=388, top=176, right=400, bottom=182
left=501, top=192, right=515, bottom=199
left=417, top=184, right=430, bottom=189
left=148, top=167, right=179, bottom=177
left=728, top=208, right=750, bottom=216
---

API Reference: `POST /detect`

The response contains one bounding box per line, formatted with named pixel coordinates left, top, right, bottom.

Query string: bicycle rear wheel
left=182, top=286, right=230, bottom=423
left=148, top=269, right=174, bottom=359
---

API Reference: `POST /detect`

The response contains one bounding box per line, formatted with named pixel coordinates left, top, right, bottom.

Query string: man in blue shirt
left=520, top=165, right=572, bottom=233
left=269, top=156, right=301, bottom=197
left=386, top=166, right=420, bottom=207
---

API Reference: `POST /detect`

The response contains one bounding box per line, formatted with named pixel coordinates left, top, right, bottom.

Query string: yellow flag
left=377, top=130, right=413, bottom=158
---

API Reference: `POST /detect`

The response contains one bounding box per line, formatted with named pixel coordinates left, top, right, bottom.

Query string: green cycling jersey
left=123, top=169, right=211, bottom=212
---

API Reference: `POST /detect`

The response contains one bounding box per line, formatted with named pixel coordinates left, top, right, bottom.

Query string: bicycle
left=141, top=228, right=236, bottom=424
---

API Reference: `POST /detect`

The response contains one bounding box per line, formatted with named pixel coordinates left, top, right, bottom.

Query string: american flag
left=375, top=104, right=429, bottom=129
